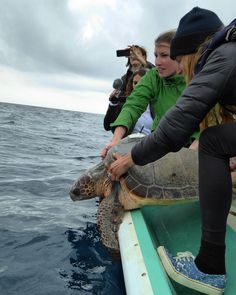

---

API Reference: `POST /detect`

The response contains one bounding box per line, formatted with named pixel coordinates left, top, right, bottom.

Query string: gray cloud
left=0, top=0, right=184, bottom=80
left=0, top=0, right=137, bottom=78
left=0, top=0, right=235, bottom=83
left=0, top=1, right=82, bottom=73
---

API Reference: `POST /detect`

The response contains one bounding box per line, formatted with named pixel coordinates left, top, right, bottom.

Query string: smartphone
left=116, top=48, right=130, bottom=57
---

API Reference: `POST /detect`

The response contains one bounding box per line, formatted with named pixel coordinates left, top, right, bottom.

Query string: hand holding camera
left=116, top=45, right=139, bottom=58
left=109, top=89, right=121, bottom=103
left=116, top=45, right=147, bottom=68
left=109, top=78, right=126, bottom=104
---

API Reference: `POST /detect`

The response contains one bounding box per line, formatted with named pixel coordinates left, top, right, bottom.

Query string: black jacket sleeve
left=131, top=43, right=236, bottom=165
left=103, top=103, right=123, bottom=131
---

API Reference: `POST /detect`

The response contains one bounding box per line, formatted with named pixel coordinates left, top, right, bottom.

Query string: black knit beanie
left=170, top=7, right=223, bottom=59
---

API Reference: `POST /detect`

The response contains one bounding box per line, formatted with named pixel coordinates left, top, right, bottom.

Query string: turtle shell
left=104, top=135, right=198, bottom=201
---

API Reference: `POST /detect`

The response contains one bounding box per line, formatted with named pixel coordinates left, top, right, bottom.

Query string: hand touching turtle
left=108, top=152, right=134, bottom=181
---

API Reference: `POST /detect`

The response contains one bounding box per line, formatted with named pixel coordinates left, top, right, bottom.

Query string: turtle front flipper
left=97, top=182, right=124, bottom=257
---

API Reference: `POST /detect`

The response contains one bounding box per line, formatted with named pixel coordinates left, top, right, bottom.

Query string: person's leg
left=158, top=123, right=236, bottom=294
left=195, top=123, right=236, bottom=275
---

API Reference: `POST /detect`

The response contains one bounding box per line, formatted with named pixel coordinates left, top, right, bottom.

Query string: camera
left=116, top=48, right=130, bottom=57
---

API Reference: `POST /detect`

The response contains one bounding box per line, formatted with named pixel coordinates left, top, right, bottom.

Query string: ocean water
left=0, top=102, right=126, bottom=295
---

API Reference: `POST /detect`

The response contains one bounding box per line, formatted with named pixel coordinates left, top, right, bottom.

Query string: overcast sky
left=0, top=0, right=234, bottom=114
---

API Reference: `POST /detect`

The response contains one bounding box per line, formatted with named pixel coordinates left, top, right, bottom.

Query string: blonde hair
left=181, top=49, right=235, bottom=131
left=180, top=54, right=198, bottom=84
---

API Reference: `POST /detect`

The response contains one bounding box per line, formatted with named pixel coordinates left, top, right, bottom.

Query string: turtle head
left=69, top=162, right=110, bottom=201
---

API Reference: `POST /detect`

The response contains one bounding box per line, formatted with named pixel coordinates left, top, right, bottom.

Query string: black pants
left=199, top=122, right=236, bottom=245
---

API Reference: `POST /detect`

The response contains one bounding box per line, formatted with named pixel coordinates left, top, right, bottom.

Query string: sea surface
left=0, top=102, right=126, bottom=295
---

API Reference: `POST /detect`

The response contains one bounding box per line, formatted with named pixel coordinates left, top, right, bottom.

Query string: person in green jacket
left=101, top=30, right=199, bottom=158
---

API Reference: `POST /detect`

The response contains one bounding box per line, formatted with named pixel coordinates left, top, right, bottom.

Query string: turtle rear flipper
left=97, top=183, right=124, bottom=257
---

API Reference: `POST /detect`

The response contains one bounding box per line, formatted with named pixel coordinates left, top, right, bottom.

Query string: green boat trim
left=118, top=201, right=236, bottom=295
left=118, top=211, right=173, bottom=295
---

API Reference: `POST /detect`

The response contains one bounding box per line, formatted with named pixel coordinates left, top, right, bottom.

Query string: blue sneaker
left=157, top=246, right=226, bottom=295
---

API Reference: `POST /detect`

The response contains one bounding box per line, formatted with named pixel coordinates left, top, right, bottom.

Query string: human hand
left=100, top=140, right=118, bottom=159
left=101, top=126, right=126, bottom=159
left=128, top=45, right=147, bottom=67
left=128, top=45, right=140, bottom=59
left=108, top=152, right=134, bottom=181
left=109, top=89, right=120, bottom=99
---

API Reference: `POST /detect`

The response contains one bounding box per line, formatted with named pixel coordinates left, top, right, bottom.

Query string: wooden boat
left=118, top=201, right=236, bottom=295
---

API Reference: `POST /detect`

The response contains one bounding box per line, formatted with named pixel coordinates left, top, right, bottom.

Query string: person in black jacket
left=103, top=45, right=154, bottom=131
left=108, top=7, right=236, bottom=294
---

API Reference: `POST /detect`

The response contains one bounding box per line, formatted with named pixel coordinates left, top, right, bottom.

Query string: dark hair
left=125, top=68, right=148, bottom=95
left=126, top=45, right=147, bottom=67
left=155, top=30, right=176, bottom=45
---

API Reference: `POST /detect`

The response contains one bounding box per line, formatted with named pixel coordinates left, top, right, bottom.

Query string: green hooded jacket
left=110, top=68, right=200, bottom=141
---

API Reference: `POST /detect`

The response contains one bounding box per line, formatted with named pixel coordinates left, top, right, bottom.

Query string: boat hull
left=118, top=202, right=236, bottom=294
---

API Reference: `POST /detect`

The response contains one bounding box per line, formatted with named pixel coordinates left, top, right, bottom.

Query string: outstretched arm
left=100, top=126, right=127, bottom=159
left=109, top=44, right=236, bottom=179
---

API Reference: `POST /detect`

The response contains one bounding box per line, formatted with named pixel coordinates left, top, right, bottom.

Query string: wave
left=0, top=120, right=15, bottom=125
left=0, top=102, right=125, bottom=295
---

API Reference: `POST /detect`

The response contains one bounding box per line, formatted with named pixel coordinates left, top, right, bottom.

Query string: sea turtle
left=69, top=134, right=199, bottom=255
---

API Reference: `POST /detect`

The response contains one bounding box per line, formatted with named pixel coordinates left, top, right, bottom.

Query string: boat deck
left=119, top=201, right=236, bottom=294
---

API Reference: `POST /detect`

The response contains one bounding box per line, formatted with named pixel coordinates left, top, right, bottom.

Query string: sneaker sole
left=157, top=246, right=224, bottom=295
